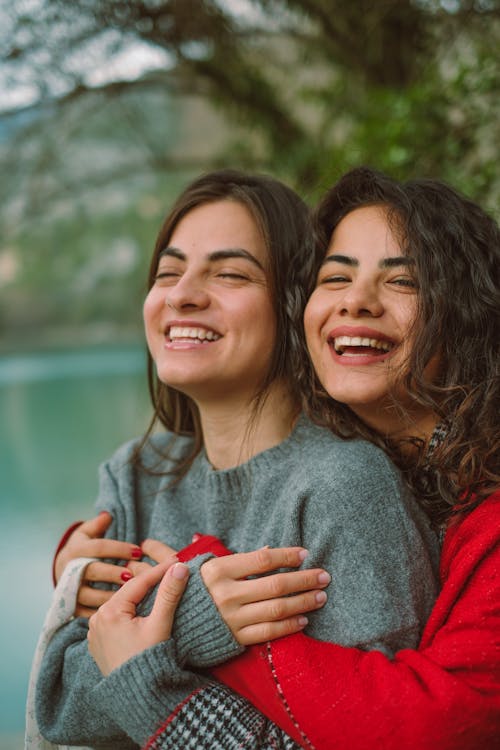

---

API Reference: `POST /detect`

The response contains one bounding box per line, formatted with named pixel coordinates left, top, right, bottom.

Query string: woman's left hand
left=88, top=559, right=189, bottom=676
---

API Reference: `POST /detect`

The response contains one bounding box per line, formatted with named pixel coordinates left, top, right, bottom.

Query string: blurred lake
left=0, top=345, right=150, bottom=749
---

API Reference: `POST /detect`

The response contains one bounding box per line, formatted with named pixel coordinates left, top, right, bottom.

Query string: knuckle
left=258, top=622, right=275, bottom=641
left=267, top=575, right=285, bottom=598
left=268, top=600, right=286, bottom=620
left=255, top=548, right=272, bottom=571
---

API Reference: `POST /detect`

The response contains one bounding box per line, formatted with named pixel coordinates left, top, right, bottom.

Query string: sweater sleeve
left=34, top=449, right=218, bottom=748
left=182, top=493, right=500, bottom=750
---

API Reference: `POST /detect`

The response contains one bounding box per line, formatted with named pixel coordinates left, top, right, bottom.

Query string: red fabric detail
left=176, top=534, right=233, bottom=563
left=143, top=687, right=205, bottom=750
left=51, top=521, right=84, bottom=586
left=212, top=646, right=306, bottom=747
left=192, top=495, right=500, bottom=749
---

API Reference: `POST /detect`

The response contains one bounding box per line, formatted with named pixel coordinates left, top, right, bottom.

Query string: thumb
left=151, top=563, right=190, bottom=638
left=82, top=511, right=113, bottom=537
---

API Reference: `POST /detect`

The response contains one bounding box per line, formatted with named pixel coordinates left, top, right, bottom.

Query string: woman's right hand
left=201, top=547, right=331, bottom=646
left=54, top=512, right=144, bottom=617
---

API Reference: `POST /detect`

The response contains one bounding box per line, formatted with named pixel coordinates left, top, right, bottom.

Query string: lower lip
left=328, top=344, right=395, bottom=366
left=164, top=337, right=219, bottom=351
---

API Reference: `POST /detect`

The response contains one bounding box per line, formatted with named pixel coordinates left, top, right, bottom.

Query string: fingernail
left=315, top=591, right=327, bottom=604
left=318, top=571, right=331, bottom=584
left=98, top=511, right=109, bottom=516
left=131, top=547, right=142, bottom=559
left=298, top=616, right=308, bottom=626
left=171, top=562, right=189, bottom=580
left=192, top=533, right=202, bottom=543
left=298, top=549, right=309, bottom=561
left=120, top=570, right=133, bottom=582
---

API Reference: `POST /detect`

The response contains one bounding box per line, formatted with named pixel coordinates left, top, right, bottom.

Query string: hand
left=88, top=559, right=189, bottom=676
left=54, top=513, right=143, bottom=617
left=201, top=547, right=331, bottom=646
left=123, top=537, right=179, bottom=576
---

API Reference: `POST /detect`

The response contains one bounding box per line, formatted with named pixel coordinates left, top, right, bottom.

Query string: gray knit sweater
left=36, top=415, right=439, bottom=748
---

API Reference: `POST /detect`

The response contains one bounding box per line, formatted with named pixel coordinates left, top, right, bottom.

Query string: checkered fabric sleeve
left=146, top=683, right=302, bottom=750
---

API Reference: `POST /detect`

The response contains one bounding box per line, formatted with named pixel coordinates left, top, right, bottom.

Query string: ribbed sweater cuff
left=94, top=640, right=207, bottom=746
left=173, top=553, right=244, bottom=668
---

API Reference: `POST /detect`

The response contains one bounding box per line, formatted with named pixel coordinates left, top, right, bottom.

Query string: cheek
left=304, top=297, right=323, bottom=351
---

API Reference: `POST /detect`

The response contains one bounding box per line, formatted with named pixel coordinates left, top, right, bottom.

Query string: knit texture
left=35, top=415, right=439, bottom=748
left=143, top=491, right=500, bottom=750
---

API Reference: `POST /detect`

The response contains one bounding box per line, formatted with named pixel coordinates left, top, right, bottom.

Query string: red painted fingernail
left=131, top=547, right=142, bottom=559
left=120, top=570, right=133, bottom=582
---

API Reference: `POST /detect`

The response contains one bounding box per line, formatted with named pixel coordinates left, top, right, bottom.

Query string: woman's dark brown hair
left=138, top=169, right=313, bottom=479
left=306, top=166, right=500, bottom=526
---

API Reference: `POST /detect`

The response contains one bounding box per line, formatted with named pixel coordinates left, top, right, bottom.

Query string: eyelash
left=390, top=277, right=417, bottom=288
left=319, top=275, right=417, bottom=288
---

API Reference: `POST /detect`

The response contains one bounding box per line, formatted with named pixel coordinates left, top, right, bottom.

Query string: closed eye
left=389, top=277, right=418, bottom=289
left=318, top=274, right=351, bottom=286
left=217, top=272, right=249, bottom=280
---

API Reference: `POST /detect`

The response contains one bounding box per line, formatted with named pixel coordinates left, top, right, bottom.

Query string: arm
left=35, top=447, right=212, bottom=747
left=157, top=492, right=500, bottom=749
left=85, top=560, right=305, bottom=750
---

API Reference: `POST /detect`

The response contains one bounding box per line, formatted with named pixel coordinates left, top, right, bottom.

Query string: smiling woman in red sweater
left=53, top=168, right=500, bottom=749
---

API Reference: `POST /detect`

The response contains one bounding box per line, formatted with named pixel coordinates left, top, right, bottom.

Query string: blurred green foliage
left=0, top=0, right=498, bottom=349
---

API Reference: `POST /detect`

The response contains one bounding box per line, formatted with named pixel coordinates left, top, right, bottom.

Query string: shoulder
left=294, top=417, right=402, bottom=490
left=101, top=430, right=194, bottom=478
left=442, top=490, right=500, bottom=573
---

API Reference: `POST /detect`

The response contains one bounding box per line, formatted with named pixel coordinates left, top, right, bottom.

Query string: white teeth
left=169, top=326, right=221, bottom=341
left=333, top=335, right=393, bottom=354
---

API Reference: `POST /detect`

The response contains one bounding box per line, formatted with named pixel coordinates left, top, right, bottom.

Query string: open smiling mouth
left=329, top=335, right=395, bottom=357
left=167, top=326, right=222, bottom=344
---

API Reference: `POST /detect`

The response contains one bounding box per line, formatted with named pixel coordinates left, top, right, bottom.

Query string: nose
left=165, top=273, right=210, bottom=311
left=339, top=279, right=383, bottom=318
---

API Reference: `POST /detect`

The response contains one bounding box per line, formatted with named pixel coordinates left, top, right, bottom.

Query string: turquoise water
left=0, top=346, right=151, bottom=745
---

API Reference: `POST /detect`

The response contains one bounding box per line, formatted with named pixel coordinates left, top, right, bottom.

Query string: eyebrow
left=158, top=246, right=265, bottom=271
left=322, top=253, right=415, bottom=269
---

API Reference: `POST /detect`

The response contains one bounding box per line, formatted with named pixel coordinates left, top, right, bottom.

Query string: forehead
left=328, top=205, right=402, bottom=259
left=168, top=199, right=267, bottom=263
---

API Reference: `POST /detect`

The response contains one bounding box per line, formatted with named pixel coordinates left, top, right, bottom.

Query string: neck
left=198, top=382, right=298, bottom=470
left=354, top=402, right=439, bottom=449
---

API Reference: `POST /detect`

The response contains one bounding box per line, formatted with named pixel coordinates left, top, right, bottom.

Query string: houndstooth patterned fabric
left=147, top=684, right=301, bottom=750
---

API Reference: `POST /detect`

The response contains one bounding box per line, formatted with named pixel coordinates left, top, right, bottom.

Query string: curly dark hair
left=137, top=169, right=313, bottom=480
left=305, top=166, right=500, bottom=527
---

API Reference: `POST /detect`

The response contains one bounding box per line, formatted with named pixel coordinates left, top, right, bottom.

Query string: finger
left=232, top=589, right=327, bottom=630
left=75, top=605, right=98, bottom=618
left=79, top=512, right=113, bottom=538
left=106, top=561, right=173, bottom=609
left=150, top=563, right=190, bottom=635
left=78, top=585, right=114, bottom=609
left=86, top=538, right=143, bottom=562
left=236, top=615, right=310, bottom=646
left=126, top=560, right=155, bottom=576
left=141, top=538, right=178, bottom=563
left=203, top=547, right=308, bottom=581
left=230, top=568, right=331, bottom=605
left=82, top=561, right=129, bottom=586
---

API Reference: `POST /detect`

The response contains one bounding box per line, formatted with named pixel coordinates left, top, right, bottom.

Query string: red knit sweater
left=197, top=491, right=500, bottom=749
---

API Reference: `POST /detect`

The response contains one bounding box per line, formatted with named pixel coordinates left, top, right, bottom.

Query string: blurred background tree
left=0, top=0, right=498, bottom=349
